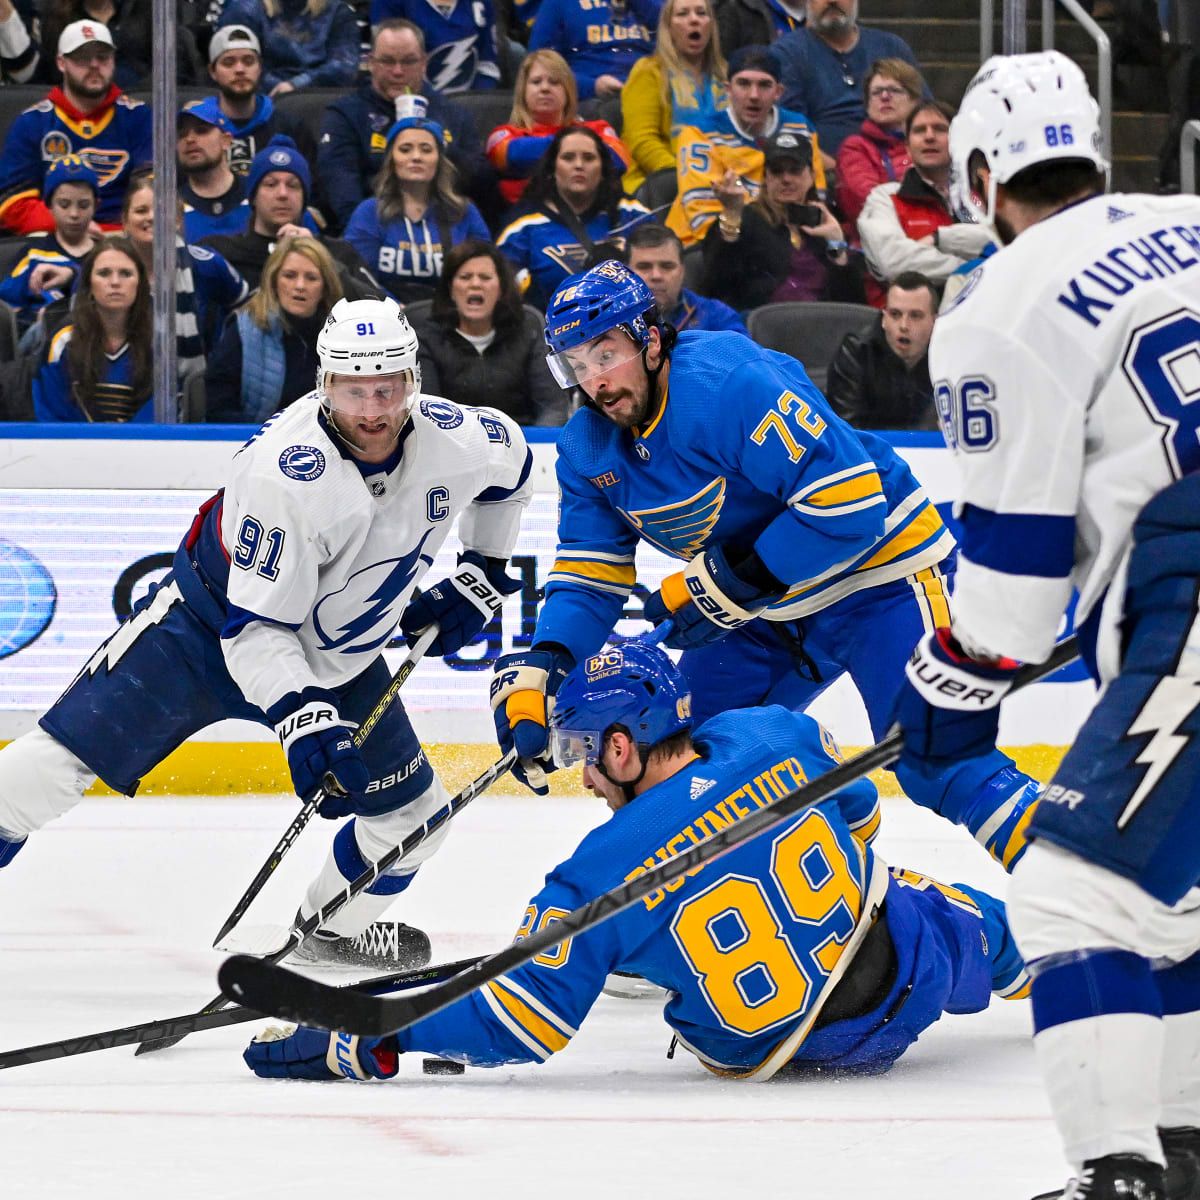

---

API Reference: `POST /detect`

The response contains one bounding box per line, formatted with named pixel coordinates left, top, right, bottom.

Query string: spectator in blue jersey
left=215, top=0, right=360, bottom=96
left=774, top=0, right=922, bottom=154
left=497, top=125, right=653, bottom=306
left=206, top=25, right=318, bottom=180
left=715, top=0, right=805, bottom=55
left=621, top=0, right=727, bottom=194
left=368, top=0, right=501, bottom=93
left=411, top=239, right=567, bottom=425
left=177, top=98, right=249, bottom=244
left=317, top=19, right=487, bottom=235
left=342, top=107, right=490, bottom=304
left=206, top=236, right=343, bottom=423
left=529, top=0, right=660, bottom=99
left=0, top=154, right=97, bottom=329
left=627, top=223, right=745, bottom=333
left=0, top=21, right=152, bottom=235
left=32, top=236, right=155, bottom=422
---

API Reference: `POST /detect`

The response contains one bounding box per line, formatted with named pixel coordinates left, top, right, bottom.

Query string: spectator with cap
left=667, top=44, right=826, bottom=247
left=215, top=0, right=360, bottom=96
left=626, top=223, right=745, bottom=332
left=826, top=270, right=937, bottom=431
left=342, top=100, right=489, bottom=304
left=317, top=18, right=487, bottom=235
left=774, top=0, right=922, bottom=155
left=368, top=0, right=501, bottom=93
left=203, top=136, right=383, bottom=298
left=206, top=24, right=317, bottom=179
left=528, top=0, right=659, bottom=100
left=700, top=124, right=859, bottom=310
left=177, top=98, right=249, bottom=243
left=715, top=0, right=805, bottom=57
left=0, top=21, right=151, bottom=235
left=0, top=154, right=97, bottom=329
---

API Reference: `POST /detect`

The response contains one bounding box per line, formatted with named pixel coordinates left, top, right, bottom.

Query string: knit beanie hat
left=246, top=135, right=311, bottom=206
left=42, top=153, right=100, bottom=202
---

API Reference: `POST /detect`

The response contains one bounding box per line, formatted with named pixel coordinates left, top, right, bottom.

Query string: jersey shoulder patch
left=277, top=444, right=326, bottom=481
left=419, top=397, right=464, bottom=429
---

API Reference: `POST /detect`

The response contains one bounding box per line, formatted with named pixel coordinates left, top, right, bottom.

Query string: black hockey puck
left=421, top=1057, right=465, bottom=1076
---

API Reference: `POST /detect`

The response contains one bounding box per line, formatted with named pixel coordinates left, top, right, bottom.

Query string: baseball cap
left=728, top=45, right=781, bottom=82
left=208, top=24, right=261, bottom=65
left=58, top=20, right=114, bottom=57
left=42, top=154, right=99, bottom=202
left=178, top=96, right=233, bottom=134
left=761, top=128, right=813, bottom=169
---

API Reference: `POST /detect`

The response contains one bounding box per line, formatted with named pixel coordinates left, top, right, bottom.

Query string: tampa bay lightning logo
left=313, top=530, right=435, bottom=653
left=0, top=539, right=57, bottom=659
left=279, top=445, right=326, bottom=481
left=420, top=398, right=464, bottom=429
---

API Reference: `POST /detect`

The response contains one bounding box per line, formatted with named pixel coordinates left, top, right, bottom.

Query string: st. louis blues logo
left=620, top=477, right=727, bottom=560
left=0, top=539, right=56, bottom=659
left=278, top=445, right=326, bottom=481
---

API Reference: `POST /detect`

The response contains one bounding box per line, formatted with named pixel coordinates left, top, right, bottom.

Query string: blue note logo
left=0, top=539, right=56, bottom=659
left=278, top=445, right=326, bottom=481
left=420, top=398, right=463, bottom=429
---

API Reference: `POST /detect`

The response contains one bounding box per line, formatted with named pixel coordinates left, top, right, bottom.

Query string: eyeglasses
left=373, top=55, right=424, bottom=69
left=869, top=85, right=907, bottom=99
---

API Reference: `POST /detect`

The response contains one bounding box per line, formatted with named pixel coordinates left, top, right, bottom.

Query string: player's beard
left=594, top=388, right=651, bottom=430
left=993, top=210, right=1019, bottom=246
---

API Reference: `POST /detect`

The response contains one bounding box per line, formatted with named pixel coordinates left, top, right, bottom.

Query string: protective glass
left=323, top=371, right=417, bottom=419
left=546, top=331, right=643, bottom=390
left=549, top=725, right=603, bottom=770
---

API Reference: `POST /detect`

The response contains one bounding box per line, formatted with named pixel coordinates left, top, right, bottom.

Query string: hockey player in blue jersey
left=892, top=53, right=1200, bottom=1200
left=245, top=642, right=1027, bottom=1082
left=487, top=258, right=1041, bottom=872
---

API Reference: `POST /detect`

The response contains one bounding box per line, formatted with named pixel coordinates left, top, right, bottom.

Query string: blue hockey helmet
left=549, top=642, right=693, bottom=769
left=544, top=260, right=661, bottom=389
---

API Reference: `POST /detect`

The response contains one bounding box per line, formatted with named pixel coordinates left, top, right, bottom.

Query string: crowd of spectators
left=2, top=0, right=1084, bottom=434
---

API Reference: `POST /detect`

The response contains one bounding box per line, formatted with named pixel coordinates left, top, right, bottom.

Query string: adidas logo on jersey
left=1106, top=204, right=1134, bottom=223
left=690, top=777, right=716, bottom=800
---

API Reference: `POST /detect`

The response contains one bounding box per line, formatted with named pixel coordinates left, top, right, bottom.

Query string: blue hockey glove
left=645, top=544, right=778, bottom=650
left=243, top=1023, right=399, bottom=1081
left=400, top=552, right=521, bottom=658
left=892, top=628, right=1021, bottom=770
left=267, top=687, right=369, bottom=819
left=490, top=648, right=573, bottom=795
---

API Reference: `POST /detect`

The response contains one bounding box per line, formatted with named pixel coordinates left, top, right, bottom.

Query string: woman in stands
left=342, top=110, right=490, bottom=304
left=32, top=236, right=153, bottom=421
left=496, top=125, right=653, bottom=307
left=486, top=49, right=629, bottom=209
left=835, top=58, right=922, bottom=229
left=621, top=0, right=727, bottom=194
left=701, top=129, right=861, bottom=312
left=206, top=236, right=342, bottom=423
left=411, top=239, right=566, bottom=426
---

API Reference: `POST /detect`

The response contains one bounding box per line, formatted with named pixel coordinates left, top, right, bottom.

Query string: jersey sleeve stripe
left=553, top=549, right=635, bottom=565
left=480, top=984, right=553, bottom=1060
left=848, top=803, right=881, bottom=846
left=959, top=504, right=1076, bottom=579
left=496, top=212, right=550, bottom=245
left=908, top=565, right=952, bottom=631
left=475, top=446, right=533, bottom=503
left=484, top=980, right=573, bottom=1055
left=547, top=559, right=636, bottom=595
left=0, top=187, right=39, bottom=217
left=492, top=974, right=578, bottom=1037
left=790, top=465, right=886, bottom=516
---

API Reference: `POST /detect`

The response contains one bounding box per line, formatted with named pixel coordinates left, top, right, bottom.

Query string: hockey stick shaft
left=219, top=637, right=1079, bottom=1037
left=147, top=750, right=517, bottom=1054
left=211, top=624, right=440, bottom=949
left=0, top=955, right=484, bottom=1071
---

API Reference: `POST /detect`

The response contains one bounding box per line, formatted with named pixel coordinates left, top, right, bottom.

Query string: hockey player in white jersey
left=891, top=53, right=1200, bottom=1200
left=0, top=298, right=533, bottom=970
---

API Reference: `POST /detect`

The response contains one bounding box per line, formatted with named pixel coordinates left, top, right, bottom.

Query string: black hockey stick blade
left=218, top=638, right=1079, bottom=1039
left=0, top=955, right=483, bottom=1070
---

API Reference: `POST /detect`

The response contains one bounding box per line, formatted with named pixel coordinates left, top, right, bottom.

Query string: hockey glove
left=400, top=552, right=521, bottom=658
left=490, top=648, right=573, bottom=795
left=645, top=544, right=779, bottom=650
left=243, top=1023, right=399, bottom=1081
left=892, top=628, right=1021, bottom=771
left=267, top=687, right=369, bottom=819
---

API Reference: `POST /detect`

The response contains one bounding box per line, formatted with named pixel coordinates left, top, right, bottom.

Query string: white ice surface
left=2, top=790, right=1071, bottom=1200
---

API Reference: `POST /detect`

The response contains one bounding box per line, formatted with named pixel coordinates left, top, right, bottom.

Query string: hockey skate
left=1160, top=1129, right=1200, bottom=1200
left=290, top=920, right=432, bottom=971
left=1031, top=1155, right=1166, bottom=1200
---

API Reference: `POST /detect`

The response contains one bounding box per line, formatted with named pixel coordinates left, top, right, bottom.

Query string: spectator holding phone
left=700, top=127, right=860, bottom=311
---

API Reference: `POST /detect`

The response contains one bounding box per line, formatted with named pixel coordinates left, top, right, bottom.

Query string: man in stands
left=178, top=98, right=249, bottom=244
left=775, top=0, right=922, bottom=154
left=203, top=136, right=382, bottom=298
left=317, top=19, right=486, bottom=235
left=206, top=24, right=316, bottom=180
left=0, top=21, right=151, bottom=234
left=627, top=224, right=746, bottom=333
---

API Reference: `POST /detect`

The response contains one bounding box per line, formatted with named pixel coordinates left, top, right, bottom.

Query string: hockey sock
left=1157, top=954, right=1200, bottom=1131
left=1031, top=948, right=1166, bottom=1167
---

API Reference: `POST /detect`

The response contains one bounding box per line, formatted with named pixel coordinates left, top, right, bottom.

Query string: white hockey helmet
left=949, top=50, right=1109, bottom=228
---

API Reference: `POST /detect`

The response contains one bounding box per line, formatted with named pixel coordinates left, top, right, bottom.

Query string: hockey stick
left=137, top=749, right=517, bottom=1057
left=218, top=636, right=1080, bottom=1038
left=0, top=955, right=485, bottom=1071
left=210, top=623, right=440, bottom=950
